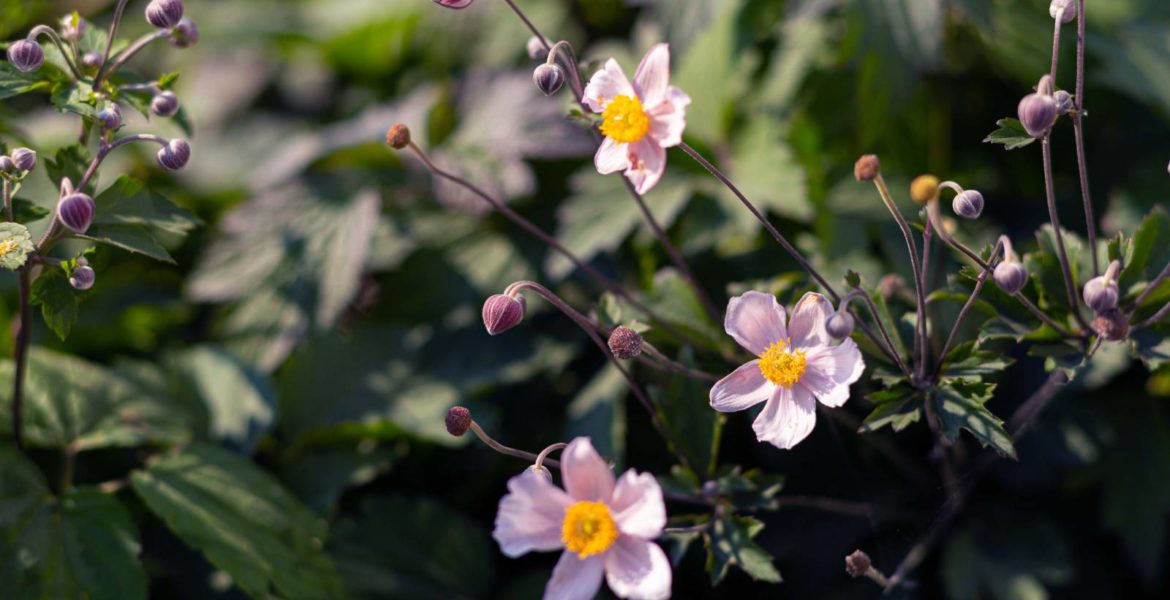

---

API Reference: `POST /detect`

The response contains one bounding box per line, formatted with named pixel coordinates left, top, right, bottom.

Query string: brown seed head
left=854, top=154, right=881, bottom=182
left=386, top=124, right=412, bottom=150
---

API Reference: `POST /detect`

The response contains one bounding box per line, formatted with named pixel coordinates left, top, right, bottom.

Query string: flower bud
left=0, top=156, right=13, bottom=173
left=98, top=104, right=123, bottom=130
left=482, top=294, right=525, bottom=335
left=445, top=406, right=472, bottom=437
left=1083, top=261, right=1121, bottom=313
left=386, top=124, right=411, bottom=149
left=170, top=17, right=199, bottom=48
left=151, top=91, right=180, bottom=118
left=845, top=550, right=872, bottom=578
left=527, top=36, right=546, bottom=60
left=826, top=311, right=855, bottom=339
left=145, top=0, right=184, bottom=29
left=60, top=14, right=86, bottom=42
left=57, top=193, right=95, bottom=234
left=910, top=174, right=940, bottom=204
left=1049, top=0, right=1076, bottom=23
left=433, top=0, right=474, bottom=8
left=1053, top=90, right=1074, bottom=114
left=607, top=326, right=644, bottom=359
left=533, top=63, right=565, bottom=96
left=878, top=274, right=905, bottom=299
left=7, top=40, right=44, bottom=72
left=81, top=52, right=102, bottom=68
left=994, top=260, right=1029, bottom=294
left=529, top=464, right=554, bottom=481
left=1092, top=309, right=1129, bottom=342
left=1018, top=92, right=1058, bottom=138
left=952, top=189, right=984, bottom=219
left=853, top=154, right=880, bottom=182
left=156, top=138, right=191, bottom=171
left=69, top=265, right=96, bottom=290
left=11, top=148, right=36, bottom=172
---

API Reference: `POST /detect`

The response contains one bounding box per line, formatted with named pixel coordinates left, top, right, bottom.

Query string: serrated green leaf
left=983, top=118, right=1037, bottom=150
left=860, top=384, right=923, bottom=433
left=29, top=265, right=82, bottom=340
left=704, top=514, right=781, bottom=585
left=80, top=224, right=174, bottom=263
left=710, top=465, right=785, bottom=511
left=932, top=379, right=1015, bottom=459
left=44, top=146, right=91, bottom=193
left=939, top=341, right=1016, bottom=378
left=0, top=61, right=52, bottom=100
left=11, top=198, right=50, bottom=223
left=92, top=176, right=200, bottom=235
left=130, top=443, right=344, bottom=600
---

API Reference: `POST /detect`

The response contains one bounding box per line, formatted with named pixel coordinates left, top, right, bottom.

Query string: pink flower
left=710, top=291, right=865, bottom=449
left=433, top=0, right=473, bottom=8
left=582, top=44, right=690, bottom=195
left=493, top=437, right=672, bottom=600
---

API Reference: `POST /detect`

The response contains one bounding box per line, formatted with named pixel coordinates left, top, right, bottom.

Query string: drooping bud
left=60, top=13, right=86, bottom=42
left=170, top=17, right=199, bottom=48
left=910, top=174, right=940, bottom=205
left=69, top=265, right=96, bottom=290
left=853, top=154, right=880, bottom=182
left=1018, top=76, right=1059, bottom=138
left=0, top=156, right=13, bottom=173
left=11, top=148, right=36, bottom=172
left=526, top=36, right=546, bottom=60
left=57, top=193, right=96, bottom=234
left=845, top=550, right=873, bottom=578
left=445, top=406, right=472, bottom=437
left=0, top=222, right=34, bottom=270
left=1053, top=90, right=1074, bottom=114
left=482, top=294, right=525, bottom=335
left=1092, top=309, right=1130, bottom=342
left=533, top=63, right=565, bottom=96
left=145, top=0, right=184, bottom=29
left=826, top=311, right=855, bottom=340
left=952, top=189, right=984, bottom=219
left=1082, top=260, right=1122, bottom=313
left=6, top=40, right=44, bottom=72
left=877, top=274, right=905, bottom=299
left=386, top=124, right=411, bottom=149
left=151, top=91, right=180, bottom=117
left=98, top=104, right=123, bottom=130
left=994, top=260, right=1029, bottom=294
left=607, top=326, right=644, bottom=359
left=156, top=138, right=191, bottom=171
left=1049, top=0, right=1076, bottom=23
left=81, top=52, right=102, bottom=68
left=433, top=0, right=474, bottom=8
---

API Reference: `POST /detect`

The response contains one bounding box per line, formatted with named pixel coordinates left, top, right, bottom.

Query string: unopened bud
left=845, top=550, right=872, bottom=578
left=853, top=154, right=880, bottom=182
left=526, top=36, right=546, bottom=60
left=151, top=91, right=180, bottom=118
left=445, top=406, right=472, bottom=437
left=69, top=265, right=96, bottom=290
left=81, top=52, right=102, bottom=68
left=529, top=464, right=553, bottom=481
left=7, top=40, right=44, bottom=72
left=0, top=156, right=13, bottom=173
left=877, top=274, right=905, bottom=299
left=170, top=17, right=199, bottom=48
left=60, top=14, right=86, bottom=42
left=386, top=124, right=411, bottom=149
left=11, top=148, right=36, bottom=172
left=433, top=0, right=475, bottom=8
left=98, top=104, right=123, bottom=130
left=57, top=193, right=95, bottom=234
left=607, top=326, right=644, bottom=359
left=533, top=63, right=565, bottom=96
left=156, top=138, right=191, bottom=171
left=826, top=311, right=855, bottom=339
left=1018, top=91, right=1058, bottom=138
left=145, top=0, right=184, bottom=29
left=994, top=260, right=1029, bottom=294
left=1049, top=0, right=1076, bottom=23
left=1092, top=309, right=1130, bottom=342
left=482, top=294, right=525, bottom=335
left=910, top=174, right=940, bottom=205
left=1082, top=261, right=1121, bottom=313
left=1053, top=90, right=1074, bottom=114
left=952, top=190, right=984, bottom=219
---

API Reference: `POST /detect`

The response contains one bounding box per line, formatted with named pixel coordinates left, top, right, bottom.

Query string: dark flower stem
left=933, top=241, right=1005, bottom=379
left=840, top=288, right=912, bottom=378
left=11, top=268, right=30, bottom=452
left=872, top=174, right=930, bottom=381
left=1040, top=137, right=1091, bottom=332
left=468, top=420, right=560, bottom=468
left=29, top=26, right=83, bottom=79
left=102, top=31, right=170, bottom=79
left=92, top=0, right=131, bottom=90
left=1073, top=0, right=1099, bottom=276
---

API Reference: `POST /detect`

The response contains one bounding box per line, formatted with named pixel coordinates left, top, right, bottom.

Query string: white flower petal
left=710, top=361, right=772, bottom=413
left=632, top=43, right=671, bottom=106
left=646, top=88, right=689, bottom=148
left=583, top=58, right=635, bottom=113
left=493, top=469, right=573, bottom=557
left=610, top=470, right=666, bottom=539
left=752, top=385, right=817, bottom=449
left=804, top=338, right=865, bottom=403
left=595, top=137, right=630, bottom=174
left=787, top=292, right=834, bottom=349
left=624, top=138, right=666, bottom=195
left=605, top=537, right=672, bottom=600
left=562, top=437, right=616, bottom=502
left=545, top=551, right=606, bottom=600
left=724, top=291, right=787, bottom=355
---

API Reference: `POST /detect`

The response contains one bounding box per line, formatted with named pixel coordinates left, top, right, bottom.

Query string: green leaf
left=720, top=117, right=811, bottom=225
left=29, top=265, right=82, bottom=340
left=0, top=449, right=147, bottom=600
left=11, top=198, right=50, bottom=223
left=80, top=224, right=174, bottom=263
left=130, top=443, right=344, bottom=599
left=330, top=495, right=495, bottom=600
left=643, top=268, right=725, bottom=350
left=0, top=61, right=52, bottom=100
left=164, top=346, right=278, bottom=454
left=92, top=176, right=200, bottom=235
left=983, top=118, right=1037, bottom=150
left=939, top=341, right=1016, bottom=378
left=1131, top=327, right=1170, bottom=370
left=1124, top=207, right=1170, bottom=313
left=51, top=80, right=99, bottom=120
left=650, top=347, right=722, bottom=476
left=709, top=465, right=785, bottom=512
left=672, top=0, right=753, bottom=142
left=860, top=384, right=923, bottom=433
left=44, top=146, right=91, bottom=193
left=566, top=364, right=627, bottom=470
left=932, top=379, right=1016, bottom=459
left=704, top=514, right=782, bottom=585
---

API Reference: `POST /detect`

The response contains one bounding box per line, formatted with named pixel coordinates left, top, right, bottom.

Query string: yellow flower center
left=0, top=238, right=17, bottom=257
left=758, top=339, right=807, bottom=388
left=600, top=95, right=651, bottom=144
left=561, top=500, right=619, bottom=558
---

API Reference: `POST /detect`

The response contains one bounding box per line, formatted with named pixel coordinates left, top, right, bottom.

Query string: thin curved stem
left=1073, top=0, right=1099, bottom=277
left=1134, top=301, right=1170, bottom=330
left=934, top=241, right=1005, bottom=379
left=1041, top=137, right=1092, bottom=332
left=841, top=289, right=912, bottom=378
left=92, top=0, right=131, bottom=90
left=872, top=175, right=929, bottom=380
left=468, top=420, right=560, bottom=468
left=103, top=31, right=169, bottom=80
left=11, top=267, right=30, bottom=452
left=29, top=26, right=82, bottom=79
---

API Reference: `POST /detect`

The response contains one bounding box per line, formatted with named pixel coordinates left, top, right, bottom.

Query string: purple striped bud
left=170, top=17, right=199, bottom=48
left=57, top=193, right=95, bottom=234
left=98, top=104, right=123, bottom=130
left=156, top=138, right=191, bottom=171
left=1083, top=262, right=1121, bottom=313
left=7, top=40, right=44, bottom=72
left=482, top=294, right=525, bottom=335
left=1018, top=92, right=1058, bottom=138
left=533, top=63, right=565, bottom=96
left=527, top=37, right=546, bottom=60
left=607, top=326, right=644, bottom=359
left=0, top=156, right=13, bottom=173
left=69, top=265, right=96, bottom=290
left=994, top=260, right=1029, bottom=294
left=11, top=148, right=36, bottom=172
left=826, top=311, right=856, bottom=339
left=145, top=0, right=184, bottom=28
left=151, top=91, right=180, bottom=117
left=1053, top=90, right=1074, bottom=114
left=81, top=52, right=102, bottom=68
left=434, top=0, right=474, bottom=8
left=952, top=190, right=984, bottom=219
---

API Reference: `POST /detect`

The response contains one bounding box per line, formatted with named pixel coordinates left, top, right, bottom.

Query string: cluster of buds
left=1018, top=75, right=1062, bottom=138
left=0, top=148, right=36, bottom=175
left=1083, top=261, right=1129, bottom=341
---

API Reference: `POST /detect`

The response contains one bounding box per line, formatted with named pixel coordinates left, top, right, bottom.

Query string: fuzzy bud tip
left=6, top=39, right=44, bottom=72
left=607, top=326, right=644, bottom=359
left=1082, top=274, right=1120, bottom=313
left=993, top=261, right=1029, bottom=295
left=151, top=91, right=180, bottom=118
left=533, top=63, right=565, bottom=96
left=386, top=124, right=412, bottom=150
left=445, top=406, right=472, bottom=437
left=853, top=154, right=880, bottom=182
left=910, top=174, right=940, bottom=205
left=483, top=293, right=525, bottom=335
left=1018, top=92, right=1058, bottom=138
left=11, top=148, right=36, bottom=173
left=145, top=0, right=185, bottom=29
left=57, top=193, right=96, bottom=234
left=156, top=139, right=191, bottom=171
left=826, top=312, right=856, bottom=339
left=952, top=190, right=985, bottom=219
left=845, top=550, right=872, bottom=578
left=1092, top=309, right=1130, bottom=342
left=69, top=265, right=96, bottom=291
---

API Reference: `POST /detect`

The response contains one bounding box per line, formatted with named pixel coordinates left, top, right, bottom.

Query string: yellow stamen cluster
left=0, top=238, right=16, bottom=257
left=758, top=340, right=807, bottom=388
left=600, top=95, right=651, bottom=144
left=562, top=500, right=619, bottom=558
